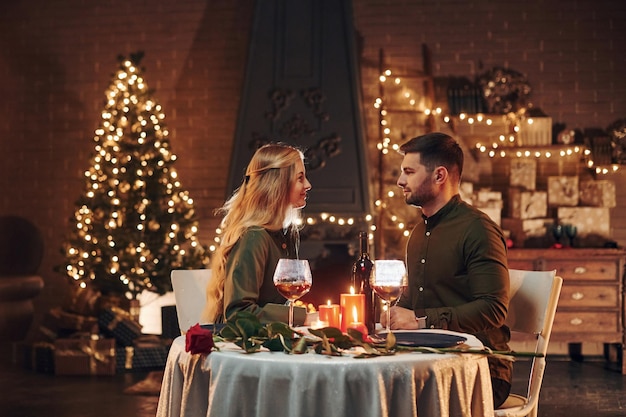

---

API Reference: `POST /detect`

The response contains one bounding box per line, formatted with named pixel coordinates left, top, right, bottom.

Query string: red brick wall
left=0, top=0, right=255, bottom=317
left=1, top=0, right=624, bottom=320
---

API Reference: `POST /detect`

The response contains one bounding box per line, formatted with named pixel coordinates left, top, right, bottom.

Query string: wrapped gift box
left=579, top=180, right=616, bottom=208
left=508, top=189, right=548, bottom=219
left=98, top=307, right=143, bottom=347
left=557, top=207, right=611, bottom=238
left=476, top=189, right=502, bottom=204
left=54, top=337, right=116, bottom=376
left=509, top=159, right=536, bottom=190
left=518, top=116, right=552, bottom=146
left=502, top=218, right=554, bottom=247
left=476, top=201, right=503, bottom=226
left=548, top=176, right=579, bottom=206
left=39, top=308, right=99, bottom=341
left=459, top=182, right=474, bottom=204
left=19, top=342, right=55, bottom=374
left=116, top=336, right=170, bottom=372
left=63, top=286, right=102, bottom=316
left=474, top=189, right=503, bottom=225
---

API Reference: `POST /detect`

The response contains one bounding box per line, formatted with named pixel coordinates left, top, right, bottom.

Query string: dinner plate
left=379, top=331, right=466, bottom=348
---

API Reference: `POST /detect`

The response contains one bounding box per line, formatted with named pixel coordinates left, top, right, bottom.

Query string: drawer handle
left=570, top=318, right=583, bottom=326
left=574, top=266, right=587, bottom=274
left=571, top=292, right=584, bottom=301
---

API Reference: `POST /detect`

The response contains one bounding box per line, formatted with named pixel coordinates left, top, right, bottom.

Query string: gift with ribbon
left=54, top=335, right=116, bottom=375
left=41, top=307, right=99, bottom=336
left=115, top=335, right=170, bottom=372
left=98, top=306, right=143, bottom=346
left=19, top=341, right=55, bottom=373
left=62, top=285, right=102, bottom=316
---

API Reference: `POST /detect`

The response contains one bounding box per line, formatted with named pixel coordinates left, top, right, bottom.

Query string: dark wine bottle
left=352, top=231, right=375, bottom=334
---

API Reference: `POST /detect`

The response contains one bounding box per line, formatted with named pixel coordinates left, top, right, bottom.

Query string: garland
left=186, top=312, right=542, bottom=361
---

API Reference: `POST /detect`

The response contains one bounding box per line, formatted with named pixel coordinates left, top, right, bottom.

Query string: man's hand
left=383, top=306, right=420, bottom=330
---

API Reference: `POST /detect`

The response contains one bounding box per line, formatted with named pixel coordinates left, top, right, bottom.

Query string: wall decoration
left=607, top=118, right=626, bottom=164
left=476, top=66, right=531, bottom=114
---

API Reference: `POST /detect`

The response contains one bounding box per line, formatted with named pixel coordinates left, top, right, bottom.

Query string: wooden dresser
left=507, top=248, right=626, bottom=374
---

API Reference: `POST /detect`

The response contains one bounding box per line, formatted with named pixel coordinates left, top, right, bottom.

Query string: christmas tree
left=60, top=52, right=210, bottom=297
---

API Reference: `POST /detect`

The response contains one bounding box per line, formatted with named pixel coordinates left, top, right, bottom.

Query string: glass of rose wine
left=273, top=258, right=313, bottom=327
left=370, top=259, right=408, bottom=334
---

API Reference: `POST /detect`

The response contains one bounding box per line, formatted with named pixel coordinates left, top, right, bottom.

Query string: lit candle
left=348, top=305, right=368, bottom=336
left=318, top=300, right=341, bottom=329
left=340, top=287, right=365, bottom=333
left=310, top=319, right=330, bottom=330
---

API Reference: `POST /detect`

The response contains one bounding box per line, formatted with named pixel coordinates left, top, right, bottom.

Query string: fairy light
left=61, top=54, right=210, bottom=295
left=371, top=62, right=621, bottom=252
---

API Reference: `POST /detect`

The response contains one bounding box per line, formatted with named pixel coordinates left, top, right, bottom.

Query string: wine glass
left=370, top=260, right=408, bottom=334
left=551, top=224, right=563, bottom=247
left=564, top=224, right=578, bottom=247
left=272, top=259, right=312, bottom=327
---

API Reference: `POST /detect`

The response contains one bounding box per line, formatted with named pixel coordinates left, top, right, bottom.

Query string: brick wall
left=0, top=0, right=255, bottom=317
left=0, top=0, right=624, bottom=320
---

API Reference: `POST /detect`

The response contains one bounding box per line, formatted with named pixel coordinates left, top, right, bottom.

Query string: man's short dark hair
left=398, top=132, right=464, bottom=179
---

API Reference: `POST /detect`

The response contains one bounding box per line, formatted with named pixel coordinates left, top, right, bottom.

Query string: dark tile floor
left=1, top=342, right=624, bottom=417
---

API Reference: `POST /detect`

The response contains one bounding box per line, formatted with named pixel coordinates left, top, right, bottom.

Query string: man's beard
left=405, top=179, right=435, bottom=208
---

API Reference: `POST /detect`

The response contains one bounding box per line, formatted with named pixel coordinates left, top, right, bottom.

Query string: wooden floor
left=1, top=343, right=624, bottom=417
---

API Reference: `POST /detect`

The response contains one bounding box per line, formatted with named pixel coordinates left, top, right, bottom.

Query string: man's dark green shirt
left=397, top=194, right=512, bottom=383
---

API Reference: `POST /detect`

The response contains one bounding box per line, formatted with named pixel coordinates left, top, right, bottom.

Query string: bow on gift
left=106, top=306, right=141, bottom=331
left=56, top=338, right=114, bottom=374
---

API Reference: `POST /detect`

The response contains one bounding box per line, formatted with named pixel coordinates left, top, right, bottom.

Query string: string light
left=61, top=55, right=210, bottom=296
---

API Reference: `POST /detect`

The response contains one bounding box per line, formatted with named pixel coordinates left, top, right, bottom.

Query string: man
left=389, top=132, right=512, bottom=408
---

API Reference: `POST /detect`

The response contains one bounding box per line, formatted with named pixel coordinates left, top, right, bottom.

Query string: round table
left=156, top=329, right=494, bottom=417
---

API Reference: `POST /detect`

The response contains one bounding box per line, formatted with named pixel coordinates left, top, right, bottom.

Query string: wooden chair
left=495, top=269, right=562, bottom=417
left=170, top=269, right=212, bottom=334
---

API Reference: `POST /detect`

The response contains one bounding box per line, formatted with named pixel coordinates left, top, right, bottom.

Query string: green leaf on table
left=347, top=328, right=366, bottom=341
left=313, top=333, right=342, bottom=356
left=309, top=327, right=343, bottom=339
left=386, top=332, right=396, bottom=350
left=292, top=336, right=309, bottom=354
left=266, top=321, right=294, bottom=339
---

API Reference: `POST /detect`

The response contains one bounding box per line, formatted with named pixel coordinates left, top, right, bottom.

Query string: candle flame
left=350, top=286, right=355, bottom=295
left=327, top=299, right=331, bottom=306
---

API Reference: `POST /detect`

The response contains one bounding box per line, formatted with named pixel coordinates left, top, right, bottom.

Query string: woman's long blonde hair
left=203, top=143, right=305, bottom=322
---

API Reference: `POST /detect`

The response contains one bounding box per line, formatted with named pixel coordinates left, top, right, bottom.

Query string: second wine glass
left=564, top=224, right=578, bottom=247
left=370, top=259, right=408, bottom=334
left=272, top=258, right=312, bottom=328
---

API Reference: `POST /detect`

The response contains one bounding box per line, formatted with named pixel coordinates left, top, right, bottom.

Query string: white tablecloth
left=156, top=330, right=494, bottom=417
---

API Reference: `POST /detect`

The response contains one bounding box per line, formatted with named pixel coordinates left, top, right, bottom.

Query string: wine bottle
left=352, top=231, right=375, bottom=334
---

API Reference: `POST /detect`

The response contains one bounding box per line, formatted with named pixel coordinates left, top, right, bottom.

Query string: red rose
left=185, top=323, right=215, bottom=355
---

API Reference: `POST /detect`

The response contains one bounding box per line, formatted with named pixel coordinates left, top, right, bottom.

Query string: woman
left=202, top=143, right=312, bottom=324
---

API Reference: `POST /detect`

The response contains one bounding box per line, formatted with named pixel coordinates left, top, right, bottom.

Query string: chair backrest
left=501, top=269, right=562, bottom=416
left=170, top=269, right=212, bottom=333
left=506, top=269, right=558, bottom=336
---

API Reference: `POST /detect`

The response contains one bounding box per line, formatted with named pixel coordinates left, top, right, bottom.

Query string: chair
left=170, top=269, right=212, bottom=334
left=495, top=269, right=563, bottom=417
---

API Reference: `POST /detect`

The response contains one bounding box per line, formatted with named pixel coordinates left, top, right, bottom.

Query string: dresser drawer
left=558, top=284, right=619, bottom=308
left=553, top=311, right=620, bottom=333
left=540, top=259, right=620, bottom=281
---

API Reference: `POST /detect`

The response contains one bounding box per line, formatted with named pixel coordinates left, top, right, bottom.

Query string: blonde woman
left=202, top=143, right=312, bottom=324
